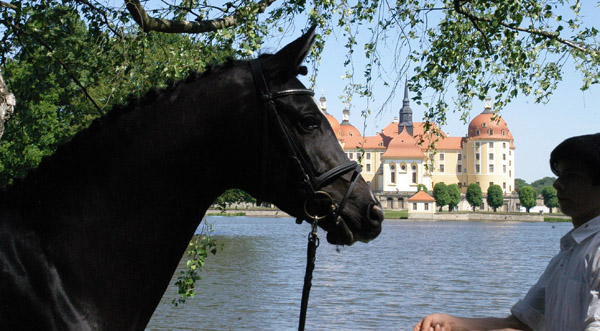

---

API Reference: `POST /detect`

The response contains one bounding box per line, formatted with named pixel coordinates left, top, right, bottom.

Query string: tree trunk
left=0, top=69, right=15, bottom=139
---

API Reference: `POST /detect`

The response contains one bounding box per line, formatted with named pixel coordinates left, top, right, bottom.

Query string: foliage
left=466, top=182, right=483, bottom=211
left=417, top=183, right=428, bottom=193
left=486, top=184, right=504, bottom=212
left=213, top=189, right=256, bottom=212
left=519, top=185, right=538, bottom=212
left=172, top=222, right=220, bottom=306
left=0, top=1, right=597, bottom=162
left=447, top=183, right=461, bottom=211
left=515, top=178, right=528, bottom=192
left=433, top=182, right=450, bottom=211
left=531, top=176, right=557, bottom=195
left=541, top=185, right=559, bottom=213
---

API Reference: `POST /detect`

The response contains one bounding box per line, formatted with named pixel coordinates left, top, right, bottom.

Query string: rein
left=249, top=59, right=362, bottom=331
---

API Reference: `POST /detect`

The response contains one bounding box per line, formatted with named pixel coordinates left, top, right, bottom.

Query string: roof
left=325, top=114, right=341, bottom=137
left=408, top=191, right=436, bottom=202
left=382, top=130, right=425, bottom=159
left=339, top=123, right=362, bottom=138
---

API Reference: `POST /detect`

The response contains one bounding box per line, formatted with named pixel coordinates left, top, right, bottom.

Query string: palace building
left=320, top=85, right=517, bottom=210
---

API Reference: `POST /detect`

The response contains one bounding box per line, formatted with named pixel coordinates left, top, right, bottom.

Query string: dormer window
left=482, top=123, right=486, bottom=128
left=489, top=129, right=493, bottom=135
left=502, top=130, right=506, bottom=136
left=476, top=129, right=480, bottom=136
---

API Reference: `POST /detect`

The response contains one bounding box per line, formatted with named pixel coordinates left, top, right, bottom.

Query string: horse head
left=243, top=26, right=383, bottom=245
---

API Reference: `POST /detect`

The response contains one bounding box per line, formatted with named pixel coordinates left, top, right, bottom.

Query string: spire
left=319, top=89, right=327, bottom=114
left=341, top=108, right=350, bottom=124
left=483, top=97, right=493, bottom=114
left=398, top=78, right=413, bottom=136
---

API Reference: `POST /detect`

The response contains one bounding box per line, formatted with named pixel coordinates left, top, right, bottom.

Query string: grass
left=384, top=210, right=408, bottom=219
left=207, top=212, right=246, bottom=216
left=544, top=216, right=571, bottom=222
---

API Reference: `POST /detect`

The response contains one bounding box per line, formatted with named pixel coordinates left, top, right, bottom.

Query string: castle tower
left=398, top=81, right=413, bottom=136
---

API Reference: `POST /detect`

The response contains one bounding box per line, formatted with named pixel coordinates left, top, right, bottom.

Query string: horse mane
left=1, top=57, right=246, bottom=203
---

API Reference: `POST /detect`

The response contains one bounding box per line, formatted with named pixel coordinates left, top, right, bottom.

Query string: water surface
left=147, top=217, right=571, bottom=330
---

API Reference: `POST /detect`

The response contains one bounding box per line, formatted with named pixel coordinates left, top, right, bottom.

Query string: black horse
left=0, top=26, right=383, bottom=330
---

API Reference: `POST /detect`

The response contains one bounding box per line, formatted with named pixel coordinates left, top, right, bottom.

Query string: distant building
left=320, top=84, right=517, bottom=211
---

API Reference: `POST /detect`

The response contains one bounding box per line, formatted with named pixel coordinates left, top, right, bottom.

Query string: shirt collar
left=561, top=215, right=600, bottom=249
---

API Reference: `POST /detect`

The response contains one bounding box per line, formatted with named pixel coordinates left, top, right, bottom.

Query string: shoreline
left=205, top=209, right=570, bottom=222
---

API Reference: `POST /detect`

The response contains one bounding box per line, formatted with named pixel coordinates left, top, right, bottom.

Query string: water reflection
left=147, top=217, right=571, bottom=330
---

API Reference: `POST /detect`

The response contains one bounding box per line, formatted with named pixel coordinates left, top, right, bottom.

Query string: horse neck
left=5, top=74, right=261, bottom=328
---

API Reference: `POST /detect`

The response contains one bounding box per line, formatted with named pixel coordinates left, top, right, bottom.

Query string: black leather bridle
left=249, top=59, right=363, bottom=331
left=249, top=59, right=362, bottom=222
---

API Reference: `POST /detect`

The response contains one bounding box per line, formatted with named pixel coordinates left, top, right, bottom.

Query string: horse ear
left=265, top=25, right=317, bottom=80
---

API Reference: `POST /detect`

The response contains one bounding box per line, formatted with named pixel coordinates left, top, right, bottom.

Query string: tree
left=447, top=183, right=461, bottom=211
left=519, top=185, right=538, bottom=213
left=541, top=185, right=559, bottom=214
left=0, top=70, right=15, bottom=139
left=213, top=189, right=256, bottom=211
left=417, top=184, right=428, bottom=193
left=0, top=1, right=596, bottom=157
left=466, top=183, right=482, bottom=211
left=531, top=177, right=557, bottom=195
left=433, top=182, right=450, bottom=211
left=515, top=178, right=528, bottom=192
left=487, top=184, right=504, bottom=212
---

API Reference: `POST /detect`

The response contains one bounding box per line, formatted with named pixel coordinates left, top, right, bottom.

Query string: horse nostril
left=368, top=203, right=384, bottom=224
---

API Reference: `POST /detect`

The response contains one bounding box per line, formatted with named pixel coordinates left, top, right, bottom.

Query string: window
left=489, top=153, right=494, bottom=160
left=489, top=164, right=494, bottom=173
left=476, top=164, right=480, bottom=173
left=503, top=154, right=506, bottom=160
left=366, top=164, right=371, bottom=172
left=476, top=129, right=480, bottom=136
left=440, top=164, right=445, bottom=172
left=509, top=160, right=512, bottom=166
left=458, top=182, right=463, bottom=188
left=458, top=153, right=462, bottom=161
left=503, top=142, right=506, bottom=148
left=439, top=153, right=445, bottom=161
left=503, top=165, right=507, bottom=173
left=424, top=203, right=429, bottom=211
left=509, top=170, right=512, bottom=177
left=463, top=167, right=467, bottom=173
left=348, top=152, right=354, bottom=160
left=476, top=142, right=480, bottom=148
left=390, top=165, right=396, bottom=183
left=482, top=122, right=486, bottom=128
left=489, top=142, right=494, bottom=148
left=412, top=165, right=417, bottom=184
left=413, top=203, right=418, bottom=210
left=366, top=152, right=371, bottom=160
left=401, top=164, right=407, bottom=171
left=509, top=150, right=512, bottom=156
left=489, top=129, right=494, bottom=135
left=489, top=181, right=494, bottom=187
left=503, top=182, right=506, bottom=189
left=476, top=153, right=480, bottom=160
left=457, top=165, right=462, bottom=173
left=412, top=165, right=417, bottom=171
left=502, top=130, right=506, bottom=136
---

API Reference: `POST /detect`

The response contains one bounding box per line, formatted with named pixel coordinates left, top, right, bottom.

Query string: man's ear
left=263, top=25, right=316, bottom=82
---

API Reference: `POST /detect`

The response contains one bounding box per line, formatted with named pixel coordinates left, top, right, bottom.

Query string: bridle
left=249, top=59, right=362, bottom=330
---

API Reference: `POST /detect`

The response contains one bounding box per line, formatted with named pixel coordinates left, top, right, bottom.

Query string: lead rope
left=298, top=217, right=319, bottom=331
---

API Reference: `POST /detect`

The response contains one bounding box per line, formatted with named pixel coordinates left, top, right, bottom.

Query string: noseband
left=249, top=59, right=362, bottom=223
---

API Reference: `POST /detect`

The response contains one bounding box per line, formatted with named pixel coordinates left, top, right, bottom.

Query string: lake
left=147, top=216, right=571, bottom=330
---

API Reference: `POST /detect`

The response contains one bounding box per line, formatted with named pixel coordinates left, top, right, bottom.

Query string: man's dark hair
left=550, top=133, right=600, bottom=185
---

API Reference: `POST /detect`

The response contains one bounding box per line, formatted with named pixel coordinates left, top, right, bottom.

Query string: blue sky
left=140, top=0, right=599, bottom=183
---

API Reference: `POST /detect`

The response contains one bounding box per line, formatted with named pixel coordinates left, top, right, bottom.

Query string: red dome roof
left=468, top=111, right=513, bottom=141
left=339, top=123, right=362, bottom=138
left=325, top=114, right=341, bottom=137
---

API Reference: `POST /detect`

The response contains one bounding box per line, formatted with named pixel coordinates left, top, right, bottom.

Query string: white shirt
left=511, top=215, right=600, bottom=330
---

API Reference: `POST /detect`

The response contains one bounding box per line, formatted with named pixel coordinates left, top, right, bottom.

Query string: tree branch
left=453, top=0, right=599, bottom=56
left=0, top=1, right=17, bottom=10
left=125, top=0, right=276, bottom=34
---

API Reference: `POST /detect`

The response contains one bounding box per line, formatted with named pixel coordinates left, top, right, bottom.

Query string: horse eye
left=300, top=115, right=320, bottom=131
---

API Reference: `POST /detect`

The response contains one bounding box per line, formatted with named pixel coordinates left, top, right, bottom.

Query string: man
left=414, top=133, right=600, bottom=331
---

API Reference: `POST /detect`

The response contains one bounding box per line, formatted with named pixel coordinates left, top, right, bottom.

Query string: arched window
left=390, top=165, right=396, bottom=184
left=411, top=165, right=417, bottom=184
